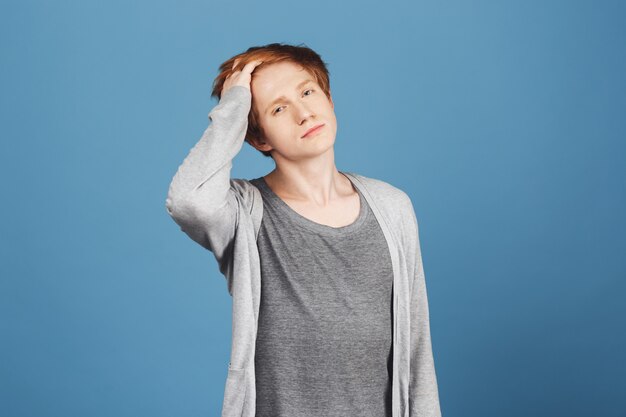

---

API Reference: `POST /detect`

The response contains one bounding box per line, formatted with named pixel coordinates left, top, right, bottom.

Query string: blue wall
left=2, top=1, right=624, bottom=416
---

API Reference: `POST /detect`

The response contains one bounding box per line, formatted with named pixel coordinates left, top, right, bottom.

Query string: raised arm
left=165, top=60, right=262, bottom=272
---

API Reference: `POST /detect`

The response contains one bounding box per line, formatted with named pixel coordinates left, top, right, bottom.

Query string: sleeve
left=164, top=85, right=252, bottom=276
left=407, top=199, right=442, bottom=416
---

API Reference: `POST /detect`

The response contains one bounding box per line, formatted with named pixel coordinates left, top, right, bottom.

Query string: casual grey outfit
left=165, top=85, right=442, bottom=417
left=250, top=176, right=393, bottom=417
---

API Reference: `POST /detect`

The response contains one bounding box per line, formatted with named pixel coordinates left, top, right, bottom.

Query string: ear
left=248, top=135, right=273, bottom=153
left=329, top=91, right=334, bottom=109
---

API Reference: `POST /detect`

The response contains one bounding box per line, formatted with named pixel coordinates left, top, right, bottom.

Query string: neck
left=264, top=158, right=351, bottom=206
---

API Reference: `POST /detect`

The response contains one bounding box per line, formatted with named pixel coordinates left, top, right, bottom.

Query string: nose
left=294, top=101, right=315, bottom=123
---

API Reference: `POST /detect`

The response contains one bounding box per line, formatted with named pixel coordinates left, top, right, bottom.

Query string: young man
left=165, top=43, right=441, bottom=417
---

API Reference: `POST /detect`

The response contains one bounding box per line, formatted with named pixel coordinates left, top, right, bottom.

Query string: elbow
left=164, top=194, right=215, bottom=252
left=165, top=192, right=214, bottom=228
left=165, top=193, right=193, bottom=225
left=165, top=180, right=196, bottom=221
left=165, top=196, right=176, bottom=217
left=165, top=185, right=230, bottom=227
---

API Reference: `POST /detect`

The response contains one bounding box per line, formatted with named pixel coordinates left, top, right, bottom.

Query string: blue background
left=2, top=1, right=625, bottom=416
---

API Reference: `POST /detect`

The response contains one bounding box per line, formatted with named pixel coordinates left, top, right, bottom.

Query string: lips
left=301, top=123, right=325, bottom=138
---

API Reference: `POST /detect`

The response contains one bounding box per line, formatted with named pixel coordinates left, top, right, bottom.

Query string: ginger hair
left=211, top=42, right=332, bottom=158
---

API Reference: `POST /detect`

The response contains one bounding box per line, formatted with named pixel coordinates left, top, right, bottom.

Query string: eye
left=272, top=89, right=315, bottom=115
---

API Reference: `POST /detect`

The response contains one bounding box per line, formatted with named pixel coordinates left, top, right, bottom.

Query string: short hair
left=211, top=42, right=332, bottom=159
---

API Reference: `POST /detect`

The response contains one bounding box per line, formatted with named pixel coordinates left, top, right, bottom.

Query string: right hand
left=221, top=59, right=264, bottom=96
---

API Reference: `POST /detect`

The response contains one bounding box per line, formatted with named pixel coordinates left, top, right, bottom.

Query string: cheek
left=261, top=119, right=291, bottom=141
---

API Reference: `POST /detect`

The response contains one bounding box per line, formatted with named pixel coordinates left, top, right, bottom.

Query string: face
left=250, top=61, right=337, bottom=161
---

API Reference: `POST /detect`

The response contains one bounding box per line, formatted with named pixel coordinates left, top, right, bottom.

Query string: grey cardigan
left=165, top=85, right=442, bottom=417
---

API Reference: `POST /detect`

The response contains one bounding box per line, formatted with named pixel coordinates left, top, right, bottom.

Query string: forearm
left=165, top=85, right=251, bottom=251
left=165, top=85, right=251, bottom=227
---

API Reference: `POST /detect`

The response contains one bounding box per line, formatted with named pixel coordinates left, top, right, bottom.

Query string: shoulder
left=347, top=172, right=414, bottom=212
left=348, top=172, right=420, bottom=244
left=229, top=178, right=261, bottom=208
left=230, top=177, right=255, bottom=197
left=226, top=178, right=264, bottom=237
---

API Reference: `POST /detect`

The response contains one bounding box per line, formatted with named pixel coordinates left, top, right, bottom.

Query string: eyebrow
left=265, top=79, right=315, bottom=114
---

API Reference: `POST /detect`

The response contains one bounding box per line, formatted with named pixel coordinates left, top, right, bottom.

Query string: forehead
left=252, top=61, right=315, bottom=102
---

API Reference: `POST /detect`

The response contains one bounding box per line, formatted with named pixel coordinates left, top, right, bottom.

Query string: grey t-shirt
left=249, top=176, right=394, bottom=417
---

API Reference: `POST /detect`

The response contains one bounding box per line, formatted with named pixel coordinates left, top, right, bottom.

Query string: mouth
left=301, top=123, right=325, bottom=138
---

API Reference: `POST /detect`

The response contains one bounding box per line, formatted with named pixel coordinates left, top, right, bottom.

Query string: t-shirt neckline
left=251, top=171, right=369, bottom=236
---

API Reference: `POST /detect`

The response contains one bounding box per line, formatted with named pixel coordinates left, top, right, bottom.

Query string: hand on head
left=221, top=59, right=264, bottom=96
